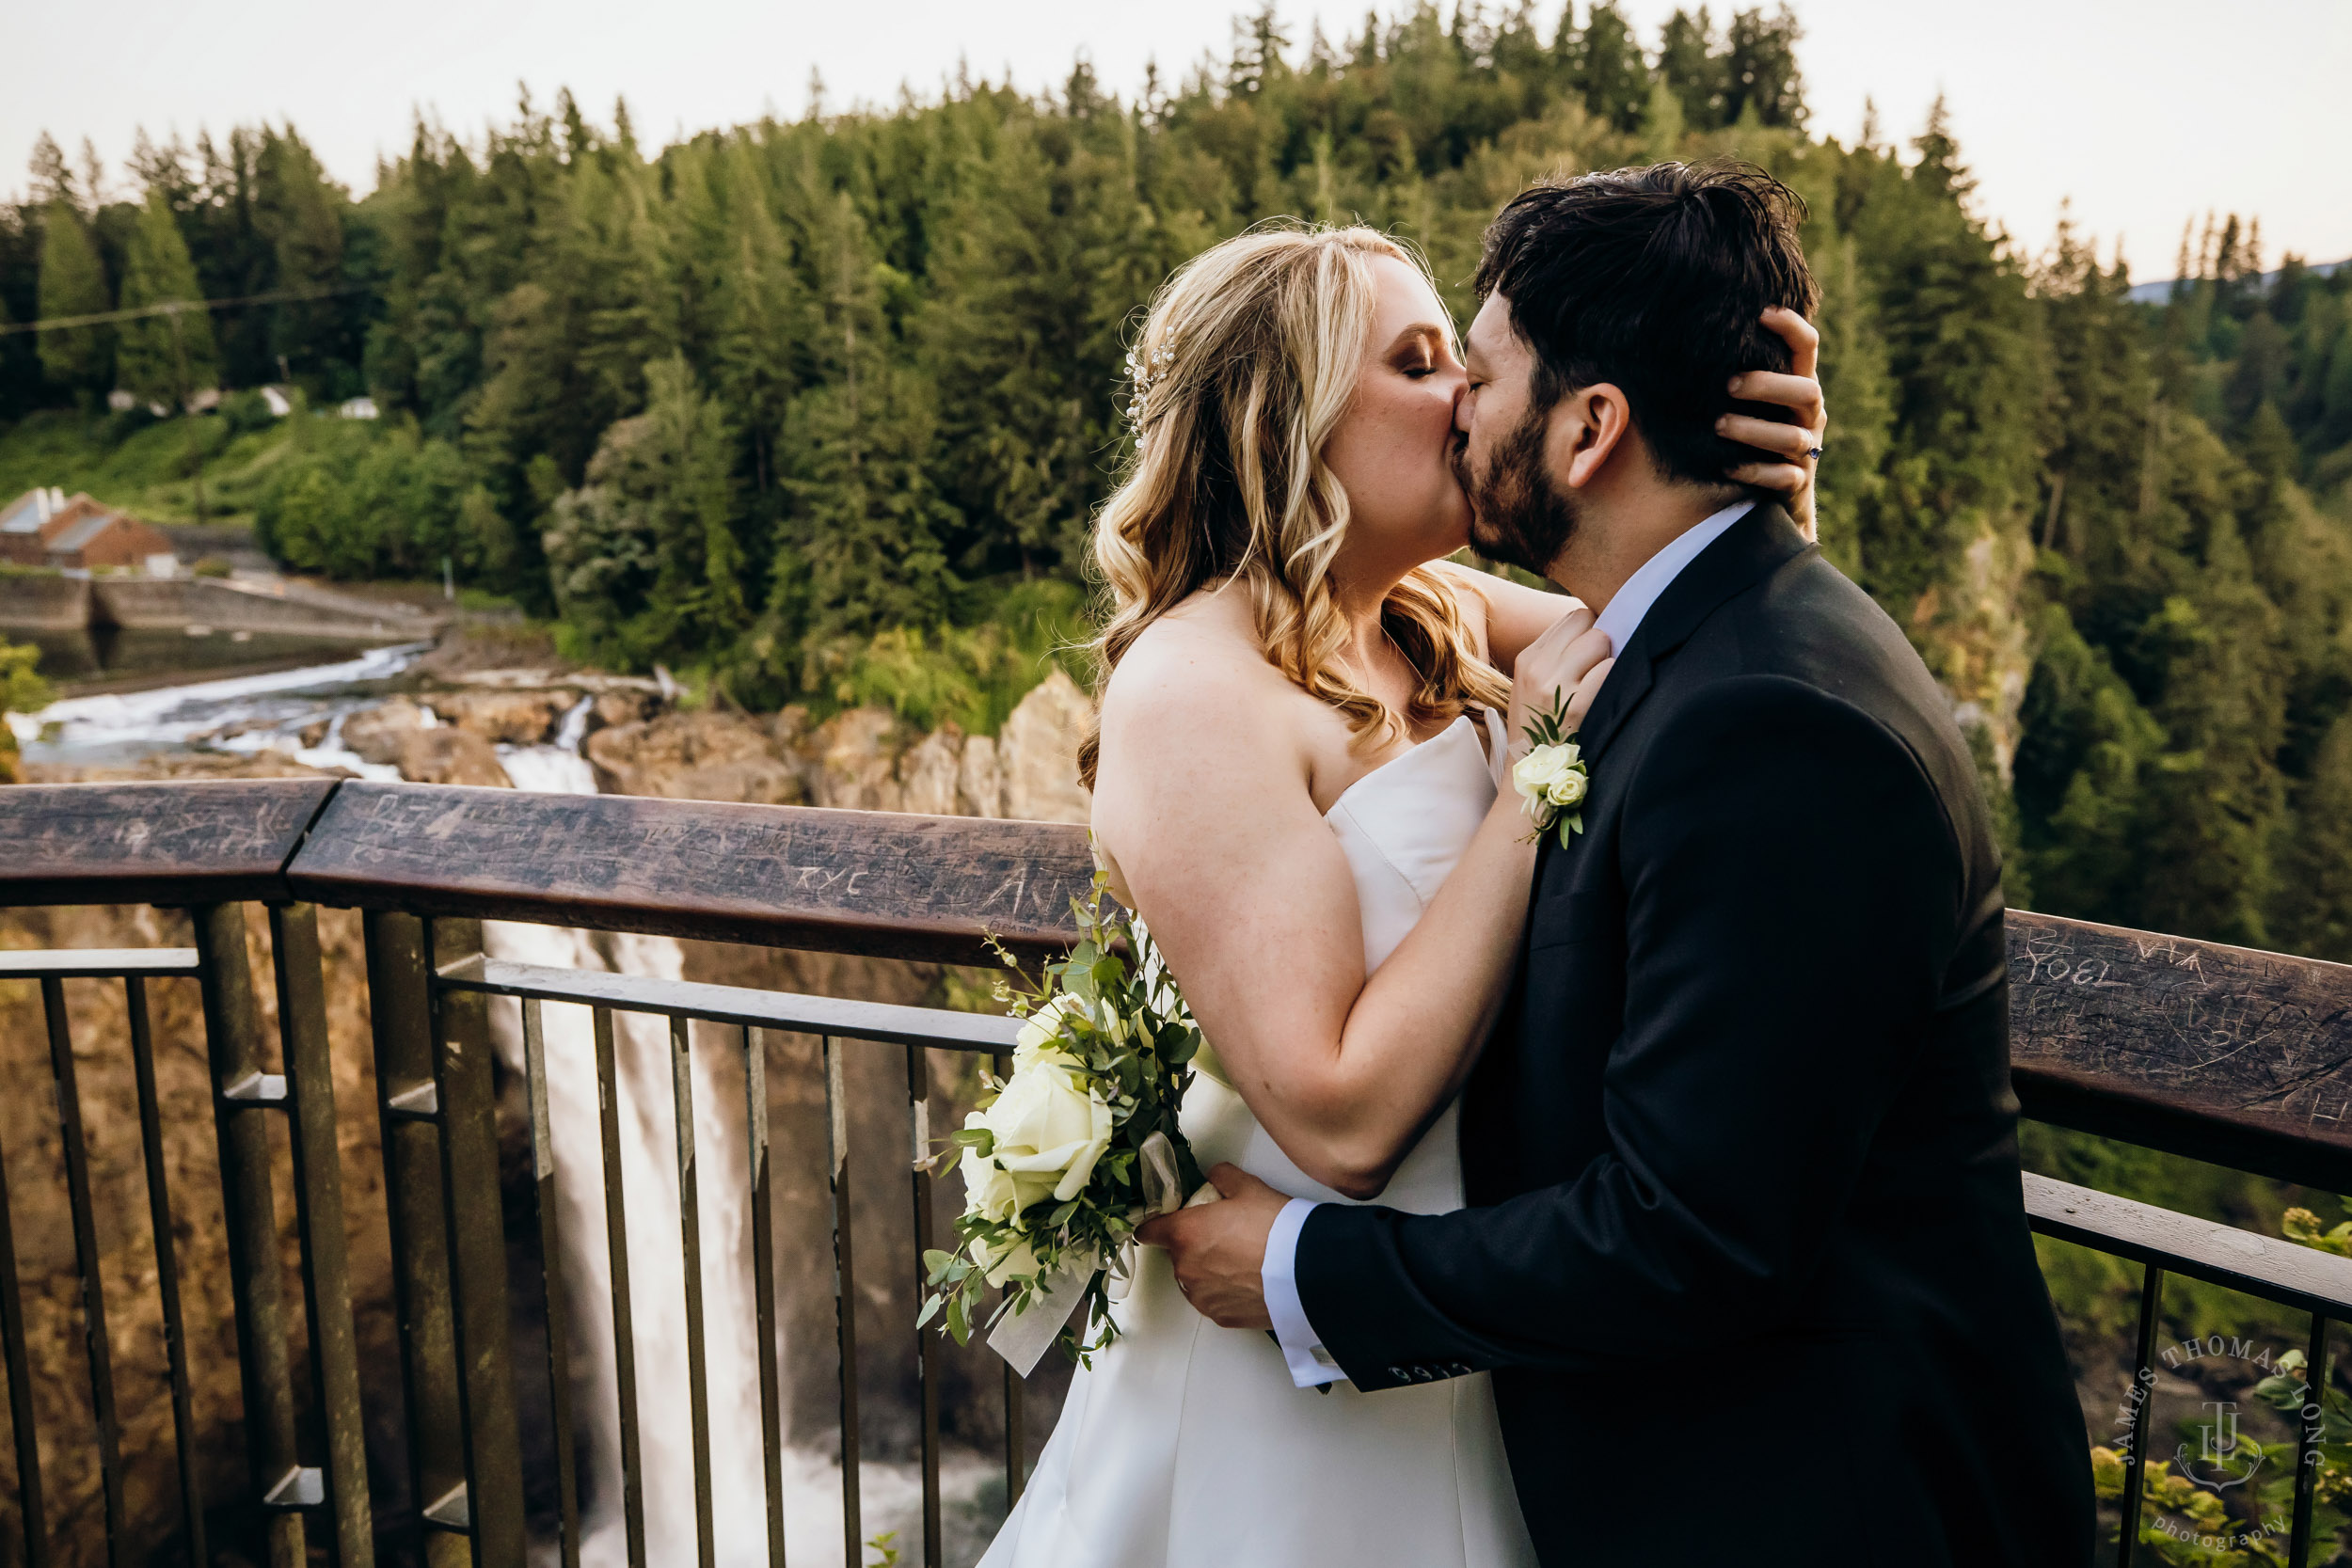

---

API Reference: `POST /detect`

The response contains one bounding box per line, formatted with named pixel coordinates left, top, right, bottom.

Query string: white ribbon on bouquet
left=986, top=1132, right=1221, bottom=1376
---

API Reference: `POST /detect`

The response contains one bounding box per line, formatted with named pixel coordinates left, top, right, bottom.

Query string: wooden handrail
left=6, top=779, right=2352, bottom=1191
left=288, top=782, right=1097, bottom=964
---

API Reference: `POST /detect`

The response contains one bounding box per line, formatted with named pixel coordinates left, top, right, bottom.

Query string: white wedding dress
left=978, top=711, right=1538, bottom=1568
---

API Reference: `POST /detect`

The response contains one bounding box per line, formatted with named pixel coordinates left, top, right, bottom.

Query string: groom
left=1142, top=162, right=2095, bottom=1566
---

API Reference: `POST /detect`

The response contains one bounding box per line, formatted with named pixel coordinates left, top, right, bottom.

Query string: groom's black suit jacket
left=1295, top=503, right=2093, bottom=1566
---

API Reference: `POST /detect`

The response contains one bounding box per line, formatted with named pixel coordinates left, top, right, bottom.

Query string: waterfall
left=487, top=709, right=772, bottom=1562
left=489, top=699, right=967, bottom=1566
left=23, top=659, right=990, bottom=1564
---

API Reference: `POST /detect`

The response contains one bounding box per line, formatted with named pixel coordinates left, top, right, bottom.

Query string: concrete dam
left=1, top=574, right=444, bottom=686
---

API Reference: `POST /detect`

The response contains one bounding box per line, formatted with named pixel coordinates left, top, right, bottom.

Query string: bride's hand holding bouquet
left=920, top=874, right=1208, bottom=1370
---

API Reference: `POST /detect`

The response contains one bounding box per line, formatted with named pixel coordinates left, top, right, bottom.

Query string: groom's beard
left=1457, top=404, right=1580, bottom=577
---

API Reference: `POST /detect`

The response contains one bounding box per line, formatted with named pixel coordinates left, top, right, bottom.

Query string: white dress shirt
left=1261, top=499, right=1757, bottom=1388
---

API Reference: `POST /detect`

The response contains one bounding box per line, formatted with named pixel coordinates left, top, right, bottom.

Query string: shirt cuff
left=1263, top=1197, right=1343, bottom=1387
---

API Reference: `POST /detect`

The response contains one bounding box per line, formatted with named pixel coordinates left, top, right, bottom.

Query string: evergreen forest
left=4, top=0, right=2351, bottom=972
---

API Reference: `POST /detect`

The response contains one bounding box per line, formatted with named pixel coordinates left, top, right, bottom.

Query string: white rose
left=1013, top=993, right=1092, bottom=1070
left=966, top=1053, right=1115, bottom=1215
left=958, top=1112, right=1025, bottom=1223
left=1512, top=744, right=1575, bottom=818
left=1544, top=767, right=1587, bottom=809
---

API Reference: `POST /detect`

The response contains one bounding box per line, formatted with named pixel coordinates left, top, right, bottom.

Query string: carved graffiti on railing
left=2007, top=909, right=2352, bottom=1194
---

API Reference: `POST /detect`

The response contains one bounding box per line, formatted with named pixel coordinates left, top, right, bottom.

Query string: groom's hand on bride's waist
left=1137, top=1164, right=1283, bottom=1330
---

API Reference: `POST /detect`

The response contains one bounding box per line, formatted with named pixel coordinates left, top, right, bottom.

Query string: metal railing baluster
left=524, top=999, right=583, bottom=1568
left=125, top=974, right=207, bottom=1567
left=2117, top=1262, right=2164, bottom=1568
left=40, top=975, right=127, bottom=1565
left=192, top=903, right=309, bottom=1567
left=996, top=1048, right=1024, bottom=1513
left=746, top=1026, right=788, bottom=1568
left=908, top=1042, right=942, bottom=1568
left=425, top=916, right=526, bottom=1567
left=594, top=1005, right=648, bottom=1568
left=826, top=1036, right=864, bottom=1568
left=271, top=904, right=374, bottom=1568
left=2291, top=1315, right=2330, bottom=1568
left=0, top=1019, right=46, bottom=1568
left=361, top=911, right=469, bottom=1564
left=673, top=1014, right=718, bottom=1568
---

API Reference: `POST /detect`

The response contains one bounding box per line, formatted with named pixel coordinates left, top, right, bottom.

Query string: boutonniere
left=1509, top=689, right=1589, bottom=847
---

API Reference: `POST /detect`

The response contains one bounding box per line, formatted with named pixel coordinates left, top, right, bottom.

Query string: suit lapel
left=1572, top=501, right=1814, bottom=766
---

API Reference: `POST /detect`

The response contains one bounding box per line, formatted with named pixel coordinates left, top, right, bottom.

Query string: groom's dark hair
left=1473, top=160, right=1820, bottom=491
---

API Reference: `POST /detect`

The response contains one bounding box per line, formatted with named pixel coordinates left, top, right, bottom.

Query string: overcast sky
left=8, top=0, right=2346, bottom=282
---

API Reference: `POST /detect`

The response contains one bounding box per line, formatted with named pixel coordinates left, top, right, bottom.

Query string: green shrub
left=756, top=578, right=1090, bottom=734
left=0, top=638, right=51, bottom=784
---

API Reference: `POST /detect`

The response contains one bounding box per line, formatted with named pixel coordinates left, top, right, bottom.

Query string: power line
left=0, top=281, right=373, bottom=337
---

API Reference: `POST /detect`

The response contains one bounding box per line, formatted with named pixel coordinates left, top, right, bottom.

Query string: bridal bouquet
left=920, top=872, right=1207, bottom=1371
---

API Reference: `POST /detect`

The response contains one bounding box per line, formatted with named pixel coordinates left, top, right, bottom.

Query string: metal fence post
left=270, top=903, right=374, bottom=1567
left=191, top=903, right=310, bottom=1568
left=363, top=911, right=472, bottom=1564
left=424, top=916, right=526, bottom=1567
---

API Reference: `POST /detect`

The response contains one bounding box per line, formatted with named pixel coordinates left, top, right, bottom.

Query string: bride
left=978, top=222, right=1824, bottom=1568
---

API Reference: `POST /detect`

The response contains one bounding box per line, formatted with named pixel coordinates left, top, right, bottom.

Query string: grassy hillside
left=0, top=402, right=302, bottom=531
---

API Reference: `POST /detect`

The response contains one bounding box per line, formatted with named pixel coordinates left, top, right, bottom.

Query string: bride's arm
left=1092, top=614, right=1606, bottom=1201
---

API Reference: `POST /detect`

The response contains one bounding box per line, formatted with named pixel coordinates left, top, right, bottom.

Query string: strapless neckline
left=1323, top=712, right=1490, bottom=819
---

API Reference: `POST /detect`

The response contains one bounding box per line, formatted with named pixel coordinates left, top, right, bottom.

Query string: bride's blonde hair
left=1078, top=221, right=1509, bottom=787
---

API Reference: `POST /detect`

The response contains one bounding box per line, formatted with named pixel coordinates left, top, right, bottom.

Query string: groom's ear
left=1556, top=383, right=1634, bottom=491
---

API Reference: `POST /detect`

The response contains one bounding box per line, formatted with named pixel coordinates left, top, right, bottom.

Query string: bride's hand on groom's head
left=1507, top=606, right=1613, bottom=743
left=1720, top=306, right=1827, bottom=539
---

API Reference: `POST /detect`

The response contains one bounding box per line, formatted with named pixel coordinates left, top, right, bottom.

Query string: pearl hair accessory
left=1124, top=339, right=1176, bottom=437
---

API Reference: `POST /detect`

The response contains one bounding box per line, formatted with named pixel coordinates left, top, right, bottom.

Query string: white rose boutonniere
left=1510, top=689, right=1590, bottom=847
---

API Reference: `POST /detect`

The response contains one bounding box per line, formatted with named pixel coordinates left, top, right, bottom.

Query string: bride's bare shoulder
left=1098, top=597, right=1296, bottom=768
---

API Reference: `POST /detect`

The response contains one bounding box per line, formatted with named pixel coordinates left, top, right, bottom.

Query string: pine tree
left=2015, top=606, right=2166, bottom=923
left=255, top=126, right=352, bottom=386
left=35, top=199, right=112, bottom=404
left=543, top=354, right=743, bottom=665
left=708, top=136, right=816, bottom=504
left=2277, top=714, right=2352, bottom=962
left=1722, top=5, right=1806, bottom=129
left=26, top=133, right=73, bottom=209
left=1656, top=9, right=1724, bottom=131
left=1806, top=232, right=1893, bottom=574
left=771, top=192, right=957, bottom=654
left=1571, top=4, right=1652, bottom=132
left=117, top=189, right=218, bottom=406
left=2313, top=318, right=2352, bottom=451
left=2138, top=512, right=2290, bottom=945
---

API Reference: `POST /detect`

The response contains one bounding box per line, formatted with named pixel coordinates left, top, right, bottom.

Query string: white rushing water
left=24, top=652, right=987, bottom=1565
left=484, top=720, right=773, bottom=1563
left=8, top=641, right=429, bottom=775
left=493, top=707, right=984, bottom=1567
